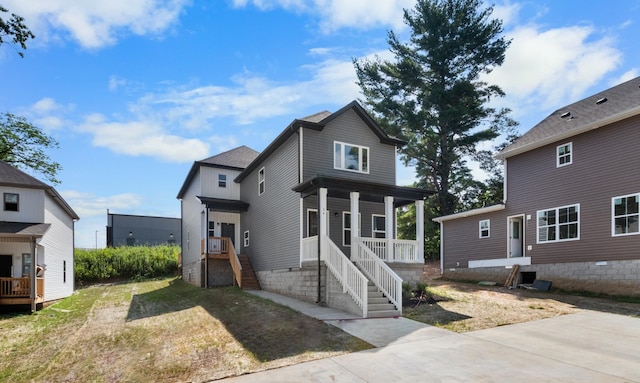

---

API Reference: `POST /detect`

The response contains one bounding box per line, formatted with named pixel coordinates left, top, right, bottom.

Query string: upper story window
left=557, top=142, right=572, bottom=167
left=612, top=193, right=639, bottom=236
left=4, top=193, right=18, bottom=211
left=258, top=167, right=265, bottom=195
left=334, top=141, right=369, bottom=173
left=537, top=204, right=579, bottom=243
left=479, top=219, right=490, bottom=238
left=218, top=174, right=227, bottom=188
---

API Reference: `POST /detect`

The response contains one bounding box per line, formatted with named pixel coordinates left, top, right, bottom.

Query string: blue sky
left=1, top=0, right=639, bottom=248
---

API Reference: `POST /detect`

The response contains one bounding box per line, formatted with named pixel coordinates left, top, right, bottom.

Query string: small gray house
left=178, top=101, right=433, bottom=317
left=434, top=76, right=640, bottom=296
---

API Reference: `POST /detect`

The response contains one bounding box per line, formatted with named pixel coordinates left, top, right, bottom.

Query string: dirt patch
left=404, top=279, right=640, bottom=332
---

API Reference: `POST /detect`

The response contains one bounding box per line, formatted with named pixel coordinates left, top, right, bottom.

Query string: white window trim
left=307, top=209, right=318, bottom=237
left=372, top=214, right=386, bottom=238
left=243, top=230, right=250, bottom=247
left=342, top=211, right=361, bottom=247
left=612, top=193, right=640, bottom=237
left=334, top=141, right=370, bottom=174
left=556, top=142, right=572, bottom=167
left=218, top=174, right=227, bottom=188
left=536, top=204, right=580, bottom=244
left=258, top=167, right=265, bottom=196
left=479, top=219, right=490, bottom=238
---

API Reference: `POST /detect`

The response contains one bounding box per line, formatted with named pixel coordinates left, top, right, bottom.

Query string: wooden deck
left=0, top=277, right=45, bottom=305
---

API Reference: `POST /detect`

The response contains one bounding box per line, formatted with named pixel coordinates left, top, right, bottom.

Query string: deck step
left=237, top=254, right=261, bottom=290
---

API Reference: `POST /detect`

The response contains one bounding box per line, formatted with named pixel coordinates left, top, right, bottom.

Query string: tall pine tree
left=354, top=0, right=513, bottom=216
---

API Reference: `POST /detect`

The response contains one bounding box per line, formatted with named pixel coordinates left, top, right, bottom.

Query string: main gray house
left=178, top=101, right=433, bottom=317
left=434, top=76, right=640, bottom=296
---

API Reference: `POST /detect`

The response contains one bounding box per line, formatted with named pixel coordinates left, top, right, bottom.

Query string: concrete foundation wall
left=443, top=259, right=640, bottom=296
left=182, top=259, right=201, bottom=287
left=389, top=264, right=426, bottom=285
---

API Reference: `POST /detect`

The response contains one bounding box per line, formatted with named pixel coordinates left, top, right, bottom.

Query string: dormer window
left=557, top=142, right=572, bottom=167
left=4, top=193, right=18, bottom=211
left=334, top=141, right=369, bottom=173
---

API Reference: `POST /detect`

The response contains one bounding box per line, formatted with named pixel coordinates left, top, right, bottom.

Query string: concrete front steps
left=366, top=281, right=400, bottom=318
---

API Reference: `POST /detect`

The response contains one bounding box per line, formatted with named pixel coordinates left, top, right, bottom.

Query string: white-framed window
left=258, top=167, right=265, bottom=195
left=479, top=219, right=490, bottom=238
left=3, top=193, right=18, bottom=211
left=342, top=212, right=361, bottom=246
left=612, top=193, right=639, bottom=236
left=557, top=142, right=572, bottom=167
left=334, top=141, right=369, bottom=173
left=372, top=215, right=386, bottom=238
left=218, top=174, right=227, bottom=188
left=537, top=204, right=580, bottom=243
left=243, top=231, right=250, bottom=247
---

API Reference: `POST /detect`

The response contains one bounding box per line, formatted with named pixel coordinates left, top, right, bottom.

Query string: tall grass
left=75, top=245, right=180, bottom=285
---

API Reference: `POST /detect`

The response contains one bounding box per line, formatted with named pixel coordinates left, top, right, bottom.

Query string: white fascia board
left=432, top=204, right=505, bottom=223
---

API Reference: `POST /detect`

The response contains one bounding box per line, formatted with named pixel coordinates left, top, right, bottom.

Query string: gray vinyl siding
left=302, top=109, right=396, bottom=184
left=302, top=196, right=386, bottom=255
left=240, top=133, right=300, bottom=271
left=442, top=114, right=640, bottom=267
left=441, top=211, right=508, bottom=268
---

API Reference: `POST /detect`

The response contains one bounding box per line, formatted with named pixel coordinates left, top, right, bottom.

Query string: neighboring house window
left=479, top=219, right=490, bottom=238
left=612, top=193, right=639, bottom=236
left=244, top=231, right=250, bottom=247
left=334, top=141, right=369, bottom=173
left=537, top=204, right=580, bottom=243
left=63, top=260, right=67, bottom=283
left=308, top=209, right=318, bottom=237
left=258, top=167, right=265, bottom=195
left=372, top=215, right=386, bottom=238
left=342, top=212, right=361, bottom=246
left=218, top=174, right=227, bottom=188
left=4, top=193, right=18, bottom=211
left=557, top=142, right=572, bottom=167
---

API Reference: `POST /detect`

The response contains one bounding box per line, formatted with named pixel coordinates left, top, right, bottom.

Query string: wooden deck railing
left=0, top=277, right=44, bottom=298
left=226, top=238, right=243, bottom=288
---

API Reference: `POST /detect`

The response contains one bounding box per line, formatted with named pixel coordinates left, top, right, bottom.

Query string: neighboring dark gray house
left=106, top=212, right=181, bottom=247
left=434, top=76, right=640, bottom=296
left=178, top=101, right=433, bottom=318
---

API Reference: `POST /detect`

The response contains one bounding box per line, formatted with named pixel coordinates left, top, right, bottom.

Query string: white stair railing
left=322, top=236, right=369, bottom=318
left=354, top=238, right=403, bottom=314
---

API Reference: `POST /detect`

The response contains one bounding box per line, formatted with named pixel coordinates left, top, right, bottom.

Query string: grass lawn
left=0, top=278, right=372, bottom=382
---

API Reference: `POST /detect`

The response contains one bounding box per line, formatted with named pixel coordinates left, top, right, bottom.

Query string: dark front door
left=221, top=223, right=235, bottom=246
left=0, top=255, right=12, bottom=277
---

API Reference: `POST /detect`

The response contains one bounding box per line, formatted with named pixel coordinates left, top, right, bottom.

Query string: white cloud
left=77, top=113, right=210, bottom=162
left=23, top=97, right=74, bottom=131
left=60, top=190, right=144, bottom=218
left=3, top=0, right=190, bottom=49
left=484, top=23, right=621, bottom=122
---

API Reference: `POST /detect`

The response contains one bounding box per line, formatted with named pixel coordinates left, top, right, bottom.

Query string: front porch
left=0, top=277, right=45, bottom=305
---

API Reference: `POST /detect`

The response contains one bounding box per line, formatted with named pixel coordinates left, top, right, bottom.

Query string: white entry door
left=509, top=216, right=524, bottom=258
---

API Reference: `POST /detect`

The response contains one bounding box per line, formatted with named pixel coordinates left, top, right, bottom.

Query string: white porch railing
left=301, top=235, right=368, bottom=317
left=354, top=240, right=403, bottom=315
left=324, top=237, right=368, bottom=318
left=359, top=238, right=422, bottom=263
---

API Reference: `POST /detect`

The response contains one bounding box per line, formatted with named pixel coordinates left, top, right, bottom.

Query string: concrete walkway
left=221, top=291, right=640, bottom=382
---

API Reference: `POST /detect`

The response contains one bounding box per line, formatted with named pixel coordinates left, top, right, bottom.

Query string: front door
left=221, top=223, right=235, bottom=246
left=508, top=216, right=524, bottom=258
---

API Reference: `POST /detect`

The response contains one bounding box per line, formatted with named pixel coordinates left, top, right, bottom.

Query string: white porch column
left=350, top=192, right=359, bottom=260
left=416, top=200, right=425, bottom=262
left=318, top=188, right=328, bottom=239
left=384, top=196, right=394, bottom=261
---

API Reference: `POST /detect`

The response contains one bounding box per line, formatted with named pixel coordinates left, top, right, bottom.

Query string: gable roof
left=177, top=145, right=259, bottom=199
left=498, top=76, right=640, bottom=159
left=235, top=100, right=405, bottom=182
left=0, top=161, right=80, bottom=220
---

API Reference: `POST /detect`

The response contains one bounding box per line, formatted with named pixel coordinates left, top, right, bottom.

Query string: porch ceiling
left=197, top=196, right=249, bottom=212
left=293, top=176, right=434, bottom=207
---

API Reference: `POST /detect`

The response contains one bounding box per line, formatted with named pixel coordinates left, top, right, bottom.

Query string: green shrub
left=75, top=245, right=180, bottom=286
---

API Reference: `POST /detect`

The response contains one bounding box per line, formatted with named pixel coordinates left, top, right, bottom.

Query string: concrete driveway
left=217, top=310, right=640, bottom=382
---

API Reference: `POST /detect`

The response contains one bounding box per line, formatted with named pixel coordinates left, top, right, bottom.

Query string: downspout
left=30, top=237, right=37, bottom=313
left=316, top=191, right=321, bottom=304
left=205, top=207, right=209, bottom=288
